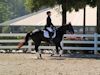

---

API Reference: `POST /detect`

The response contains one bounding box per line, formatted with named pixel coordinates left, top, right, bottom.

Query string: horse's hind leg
left=35, top=42, right=42, bottom=59
left=55, top=45, right=59, bottom=54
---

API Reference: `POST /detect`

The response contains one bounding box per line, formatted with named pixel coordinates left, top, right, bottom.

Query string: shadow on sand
left=49, top=54, right=100, bottom=60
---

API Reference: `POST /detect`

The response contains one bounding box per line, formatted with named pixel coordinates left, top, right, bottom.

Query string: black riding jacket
left=45, top=16, right=54, bottom=28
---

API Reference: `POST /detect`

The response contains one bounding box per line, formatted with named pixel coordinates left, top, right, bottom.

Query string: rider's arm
left=46, top=16, right=56, bottom=30
left=47, top=16, right=53, bottom=25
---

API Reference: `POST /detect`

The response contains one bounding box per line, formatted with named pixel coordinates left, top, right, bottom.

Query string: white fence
left=0, top=33, right=55, bottom=53
left=0, top=33, right=100, bottom=54
left=62, top=33, right=100, bottom=54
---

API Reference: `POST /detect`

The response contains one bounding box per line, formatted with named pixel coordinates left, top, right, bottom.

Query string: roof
left=0, top=6, right=97, bottom=26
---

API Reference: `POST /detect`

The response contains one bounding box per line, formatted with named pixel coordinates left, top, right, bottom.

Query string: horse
left=17, top=24, right=73, bottom=59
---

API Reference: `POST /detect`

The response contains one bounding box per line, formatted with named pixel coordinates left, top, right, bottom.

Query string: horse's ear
left=67, top=22, right=72, bottom=26
left=65, top=24, right=69, bottom=26
left=62, top=24, right=68, bottom=26
left=68, top=22, right=71, bottom=24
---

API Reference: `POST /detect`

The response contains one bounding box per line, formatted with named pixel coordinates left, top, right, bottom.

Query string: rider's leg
left=49, top=32, right=52, bottom=39
left=45, top=27, right=53, bottom=43
left=49, top=32, right=53, bottom=43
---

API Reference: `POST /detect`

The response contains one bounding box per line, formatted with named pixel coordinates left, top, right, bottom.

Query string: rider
left=45, top=11, right=56, bottom=42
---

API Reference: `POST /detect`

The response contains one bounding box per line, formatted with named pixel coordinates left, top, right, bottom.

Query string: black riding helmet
left=47, top=11, right=51, bottom=15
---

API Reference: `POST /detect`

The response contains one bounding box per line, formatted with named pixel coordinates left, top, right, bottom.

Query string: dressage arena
left=0, top=33, right=100, bottom=75
left=0, top=54, right=100, bottom=75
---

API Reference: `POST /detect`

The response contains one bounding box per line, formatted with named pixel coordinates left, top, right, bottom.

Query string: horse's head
left=67, top=23, right=74, bottom=34
left=59, top=23, right=74, bottom=34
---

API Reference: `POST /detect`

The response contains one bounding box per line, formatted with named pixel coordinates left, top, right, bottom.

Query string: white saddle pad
left=46, top=27, right=53, bottom=32
left=32, top=29, right=39, bottom=33
left=43, top=30, right=56, bottom=39
left=43, top=30, right=49, bottom=38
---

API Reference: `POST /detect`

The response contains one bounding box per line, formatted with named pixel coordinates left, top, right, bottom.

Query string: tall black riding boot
left=49, top=32, right=53, bottom=44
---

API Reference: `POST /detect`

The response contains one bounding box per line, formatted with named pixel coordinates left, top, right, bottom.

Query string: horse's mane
left=57, top=26, right=63, bottom=30
left=57, top=25, right=67, bottom=32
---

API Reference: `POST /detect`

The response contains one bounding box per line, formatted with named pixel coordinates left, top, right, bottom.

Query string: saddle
left=32, top=27, right=56, bottom=39
left=43, top=28, right=56, bottom=39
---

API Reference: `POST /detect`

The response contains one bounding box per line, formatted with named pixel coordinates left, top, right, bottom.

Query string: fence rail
left=0, top=33, right=100, bottom=54
left=62, top=33, right=100, bottom=54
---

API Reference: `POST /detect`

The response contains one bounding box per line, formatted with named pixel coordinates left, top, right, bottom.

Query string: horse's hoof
left=37, top=57, right=40, bottom=59
left=16, top=48, right=19, bottom=51
left=51, top=54, right=54, bottom=56
left=59, top=55, right=62, bottom=57
left=37, top=57, right=43, bottom=59
left=37, top=56, right=40, bottom=59
left=40, top=57, right=43, bottom=59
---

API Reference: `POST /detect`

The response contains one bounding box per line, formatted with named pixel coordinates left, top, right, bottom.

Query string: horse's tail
left=23, top=32, right=32, bottom=45
left=17, top=32, right=32, bottom=50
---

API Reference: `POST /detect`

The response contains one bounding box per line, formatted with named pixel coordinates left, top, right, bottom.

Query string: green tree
left=0, top=0, right=27, bottom=23
left=8, top=0, right=27, bottom=19
left=0, top=1, right=11, bottom=23
left=24, top=0, right=56, bottom=13
left=24, top=0, right=89, bottom=25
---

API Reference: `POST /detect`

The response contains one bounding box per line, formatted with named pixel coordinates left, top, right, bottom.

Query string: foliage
left=0, top=0, right=27, bottom=23
left=24, top=0, right=97, bottom=12
left=24, top=0, right=56, bottom=12
left=0, top=1, right=11, bottom=22
left=24, top=0, right=97, bottom=24
left=0, top=0, right=97, bottom=23
left=87, top=0, right=97, bottom=8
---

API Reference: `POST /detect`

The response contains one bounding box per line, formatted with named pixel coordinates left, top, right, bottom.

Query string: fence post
left=28, top=40, right=32, bottom=53
left=94, top=33, right=98, bottom=54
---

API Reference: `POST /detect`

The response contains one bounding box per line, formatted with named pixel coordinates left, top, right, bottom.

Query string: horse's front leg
left=51, top=49, right=56, bottom=56
left=38, top=50, right=42, bottom=59
left=36, top=49, right=42, bottom=59
left=35, top=44, right=42, bottom=59
left=51, top=45, right=58, bottom=56
left=59, top=44, right=63, bottom=57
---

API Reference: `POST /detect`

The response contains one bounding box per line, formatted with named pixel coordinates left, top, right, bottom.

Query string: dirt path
left=0, top=54, right=100, bottom=75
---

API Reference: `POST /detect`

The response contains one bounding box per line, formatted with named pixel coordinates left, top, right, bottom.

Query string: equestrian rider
left=45, top=11, right=56, bottom=42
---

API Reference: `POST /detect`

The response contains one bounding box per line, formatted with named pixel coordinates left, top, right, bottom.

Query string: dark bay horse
left=17, top=24, right=73, bottom=59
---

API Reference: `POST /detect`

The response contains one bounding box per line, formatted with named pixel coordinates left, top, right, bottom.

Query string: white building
left=0, top=6, right=97, bottom=26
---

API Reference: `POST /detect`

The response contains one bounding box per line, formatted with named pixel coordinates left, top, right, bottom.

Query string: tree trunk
left=62, top=8, right=67, bottom=25
left=97, top=0, right=100, bottom=34
left=83, top=7, right=86, bottom=34
left=62, top=0, right=67, bottom=25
